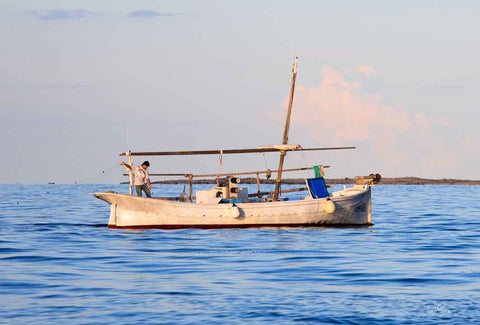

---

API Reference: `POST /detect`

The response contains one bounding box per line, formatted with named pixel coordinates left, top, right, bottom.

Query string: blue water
left=1, top=184, right=479, bottom=324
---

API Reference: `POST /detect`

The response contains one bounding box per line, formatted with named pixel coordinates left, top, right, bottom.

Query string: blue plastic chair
left=306, top=178, right=329, bottom=199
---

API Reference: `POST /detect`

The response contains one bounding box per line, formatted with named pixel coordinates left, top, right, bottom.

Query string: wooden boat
left=94, top=58, right=379, bottom=229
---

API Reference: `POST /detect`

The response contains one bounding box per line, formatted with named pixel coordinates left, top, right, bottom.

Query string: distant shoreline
left=150, top=177, right=480, bottom=185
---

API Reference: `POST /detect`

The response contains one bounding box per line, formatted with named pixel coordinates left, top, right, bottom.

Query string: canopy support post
left=256, top=172, right=261, bottom=197
left=127, top=151, right=133, bottom=196
left=187, top=174, right=193, bottom=202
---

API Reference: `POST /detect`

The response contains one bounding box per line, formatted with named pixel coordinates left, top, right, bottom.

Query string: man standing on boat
left=120, top=161, right=152, bottom=198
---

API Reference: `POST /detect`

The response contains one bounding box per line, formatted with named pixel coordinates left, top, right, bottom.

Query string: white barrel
left=324, top=200, right=336, bottom=214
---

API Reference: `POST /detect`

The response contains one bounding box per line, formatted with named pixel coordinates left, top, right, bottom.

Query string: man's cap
left=142, top=161, right=150, bottom=167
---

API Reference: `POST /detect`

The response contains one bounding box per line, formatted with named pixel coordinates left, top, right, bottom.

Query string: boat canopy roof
left=119, top=145, right=355, bottom=156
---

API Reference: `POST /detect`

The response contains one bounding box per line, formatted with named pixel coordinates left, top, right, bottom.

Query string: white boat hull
left=94, top=186, right=372, bottom=229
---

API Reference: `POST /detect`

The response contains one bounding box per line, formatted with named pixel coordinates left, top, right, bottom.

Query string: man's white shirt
left=132, top=166, right=149, bottom=186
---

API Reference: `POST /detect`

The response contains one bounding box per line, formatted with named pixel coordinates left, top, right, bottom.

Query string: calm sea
left=1, top=184, right=479, bottom=324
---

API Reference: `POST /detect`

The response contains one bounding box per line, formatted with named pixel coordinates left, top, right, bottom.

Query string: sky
left=1, top=0, right=479, bottom=184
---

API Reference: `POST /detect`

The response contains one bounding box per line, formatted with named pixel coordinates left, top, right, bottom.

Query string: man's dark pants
left=135, top=184, right=151, bottom=198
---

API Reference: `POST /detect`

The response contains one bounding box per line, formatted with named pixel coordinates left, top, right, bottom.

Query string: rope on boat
left=38, top=163, right=124, bottom=219
left=300, top=151, right=311, bottom=179
left=125, top=122, right=130, bottom=154
left=260, top=153, right=274, bottom=181
left=74, top=163, right=121, bottom=184
left=262, top=152, right=269, bottom=171
left=216, top=149, right=223, bottom=185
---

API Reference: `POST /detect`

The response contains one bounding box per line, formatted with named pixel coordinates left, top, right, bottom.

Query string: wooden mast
left=273, top=57, right=298, bottom=201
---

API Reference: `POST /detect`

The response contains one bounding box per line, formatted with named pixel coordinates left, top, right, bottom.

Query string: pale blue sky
left=1, top=0, right=479, bottom=183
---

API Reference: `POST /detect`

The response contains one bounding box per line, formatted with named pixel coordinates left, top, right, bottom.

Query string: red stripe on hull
left=108, top=223, right=373, bottom=230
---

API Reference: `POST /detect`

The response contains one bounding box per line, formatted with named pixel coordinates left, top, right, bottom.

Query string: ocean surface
left=1, top=184, right=479, bottom=324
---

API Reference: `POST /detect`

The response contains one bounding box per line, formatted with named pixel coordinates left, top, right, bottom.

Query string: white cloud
left=355, top=65, right=376, bottom=76
left=29, top=9, right=94, bottom=20
left=288, top=66, right=410, bottom=142
left=272, top=65, right=462, bottom=177
left=127, top=10, right=173, bottom=18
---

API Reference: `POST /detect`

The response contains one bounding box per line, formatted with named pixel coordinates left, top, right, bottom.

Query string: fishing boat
left=94, top=58, right=380, bottom=229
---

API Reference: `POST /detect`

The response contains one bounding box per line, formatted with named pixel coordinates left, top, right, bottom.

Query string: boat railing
left=152, top=186, right=310, bottom=203
left=124, top=165, right=329, bottom=201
